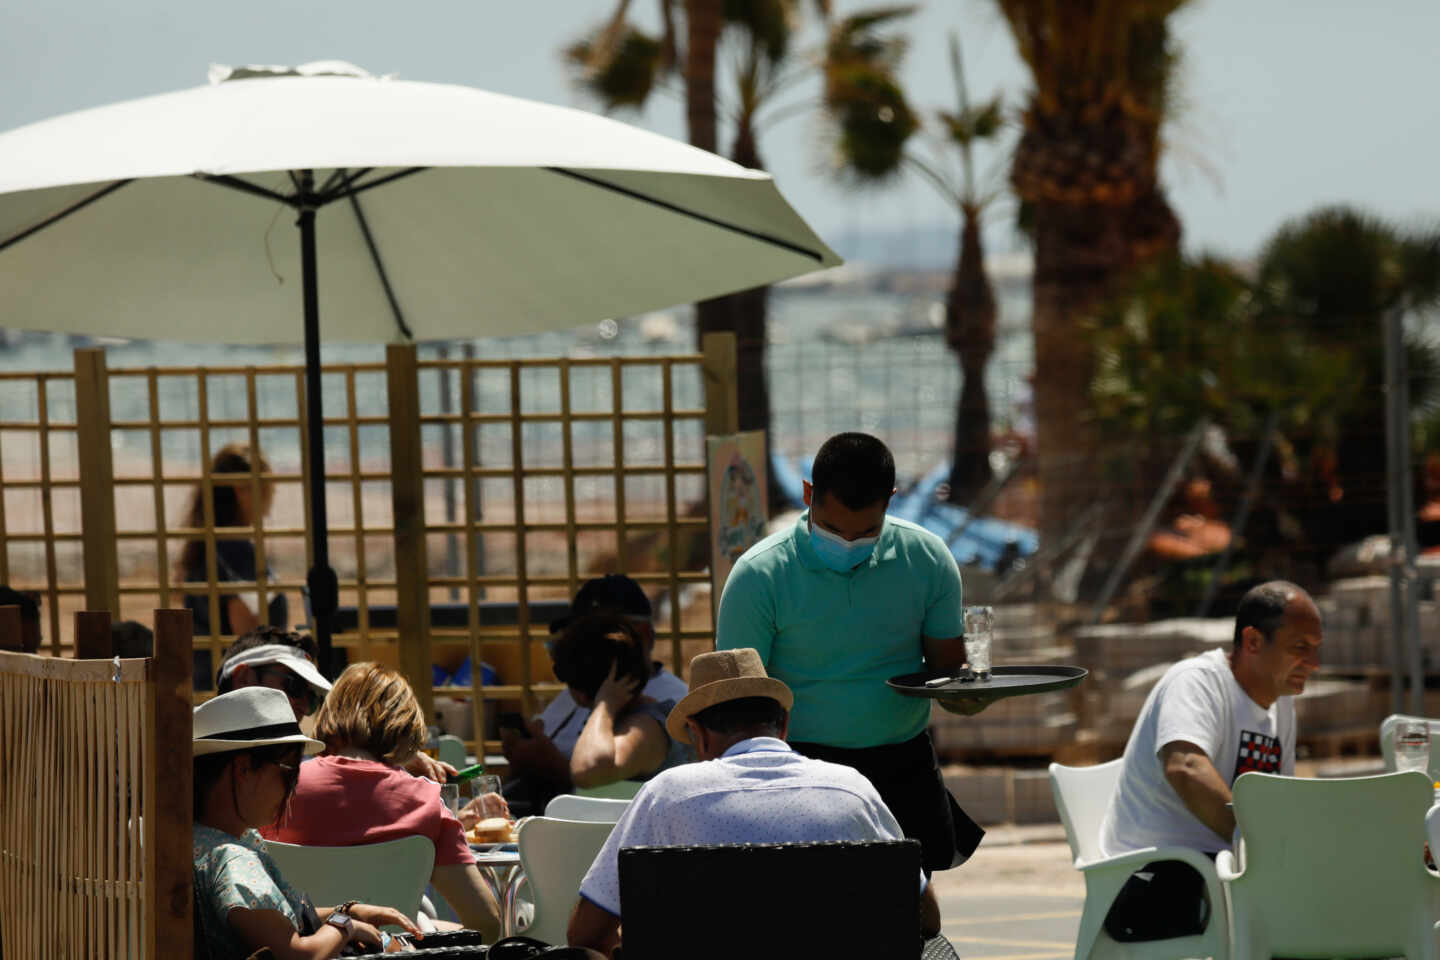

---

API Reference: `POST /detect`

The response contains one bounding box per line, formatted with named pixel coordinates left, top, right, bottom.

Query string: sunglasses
left=258, top=667, right=319, bottom=712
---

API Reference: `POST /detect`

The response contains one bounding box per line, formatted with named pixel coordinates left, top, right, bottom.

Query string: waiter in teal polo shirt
left=716, top=432, right=986, bottom=872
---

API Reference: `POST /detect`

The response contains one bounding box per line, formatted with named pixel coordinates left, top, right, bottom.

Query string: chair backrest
left=618, top=840, right=922, bottom=960
left=515, top=816, right=617, bottom=946
left=1229, top=770, right=1434, bottom=956
left=1379, top=713, right=1440, bottom=779
left=0, top=607, right=194, bottom=960
left=263, top=836, right=435, bottom=921
left=575, top=779, right=643, bottom=801
left=436, top=734, right=467, bottom=770
left=1048, top=759, right=1123, bottom=866
left=545, top=794, right=631, bottom=823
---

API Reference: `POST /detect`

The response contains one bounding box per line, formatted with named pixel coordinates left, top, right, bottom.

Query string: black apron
left=790, top=730, right=984, bottom=873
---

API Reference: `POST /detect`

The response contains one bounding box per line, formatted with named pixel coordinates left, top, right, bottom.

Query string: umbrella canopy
left=0, top=63, right=841, bottom=668
left=0, top=62, right=838, bottom=343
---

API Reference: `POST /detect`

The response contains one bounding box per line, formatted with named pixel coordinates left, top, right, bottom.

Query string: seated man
left=1099, top=580, right=1322, bottom=941
left=503, top=575, right=687, bottom=811
left=567, top=648, right=940, bottom=956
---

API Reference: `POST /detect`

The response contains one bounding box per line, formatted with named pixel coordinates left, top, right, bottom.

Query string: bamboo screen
left=0, top=652, right=151, bottom=958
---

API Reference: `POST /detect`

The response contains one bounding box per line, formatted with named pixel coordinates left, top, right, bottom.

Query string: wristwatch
left=326, top=908, right=354, bottom=939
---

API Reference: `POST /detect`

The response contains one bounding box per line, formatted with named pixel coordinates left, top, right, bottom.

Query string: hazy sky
left=4, top=1, right=1438, bottom=264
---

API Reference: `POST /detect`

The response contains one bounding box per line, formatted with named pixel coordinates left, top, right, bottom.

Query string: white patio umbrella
left=0, top=62, right=841, bottom=666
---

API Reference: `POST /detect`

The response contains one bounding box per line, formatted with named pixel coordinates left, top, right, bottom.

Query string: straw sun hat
left=666, top=648, right=793, bottom=744
left=193, top=686, right=325, bottom=757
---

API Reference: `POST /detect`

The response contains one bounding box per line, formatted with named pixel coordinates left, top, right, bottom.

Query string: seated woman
left=262, top=662, right=503, bottom=941
left=193, top=686, right=420, bottom=958
left=550, top=614, right=692, bottom=789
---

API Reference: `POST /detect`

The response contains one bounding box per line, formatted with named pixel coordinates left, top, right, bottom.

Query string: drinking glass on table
left=963, top=605, right=994, bottom=680
left=439, top=782, right=461, bottom=814
left=1395, top=719, right=1430, bottom=774
left=475, top=773, right=503, bottom=802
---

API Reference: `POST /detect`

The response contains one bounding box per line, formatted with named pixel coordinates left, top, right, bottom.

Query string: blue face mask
left=809, top=516, right=879, bottom=572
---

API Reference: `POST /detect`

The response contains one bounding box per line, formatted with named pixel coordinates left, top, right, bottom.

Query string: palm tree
left=568, top=1, right=916, bottom=509
left=993, top=0, right=1188, bottom=553
left=821, top=20, right=1005, bottom=504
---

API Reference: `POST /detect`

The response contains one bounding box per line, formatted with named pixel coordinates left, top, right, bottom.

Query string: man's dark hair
left=1233, top=581, right=1303, bottom=652
left=0, top=586, right=40, bottom=622
left=811, top=433, right=895, bottom=511
left=216, top=625, right=318, bottom=693
left=550, top=614, right=650, bottom=700
left=691, top=696, right=788, bottom=738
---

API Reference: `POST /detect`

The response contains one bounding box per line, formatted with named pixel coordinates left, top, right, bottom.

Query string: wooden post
left=146, top=607, right=193, bottom=960
left=702, top=332, right=740, bottom=436
left=74, top=610, right=113, bottom=659
left=0, top=604, right=21, bottom=650
left=702, top=333, right=739, bottom=627
left=73, top=348, right=120, bottom=614
left=387, top=344, right=433, bottom=720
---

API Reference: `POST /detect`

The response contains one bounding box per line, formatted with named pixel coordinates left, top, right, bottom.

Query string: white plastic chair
left=1049, top=759, right=1229, bottom=960
left=1218, top=770, right=1439, bottom=960
left=544, top=794, right=631, bottom=823
left=263, top=835, right=434, bottom=923
left=514, top=816, right=616, bottom=946
left=1380, top=714, right=1440, bottom=779
left=575, top=779, right=642, bottom=801
left=436, top=733, right=467, bottom=770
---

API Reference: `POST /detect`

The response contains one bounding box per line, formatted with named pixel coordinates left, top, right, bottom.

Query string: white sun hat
left=217, top=643, right=332, bottom=697
left=193, top=686, right=325, bottom=757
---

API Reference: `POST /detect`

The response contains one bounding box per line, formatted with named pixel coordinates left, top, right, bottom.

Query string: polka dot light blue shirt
left=577, top=737, right=923, bottom=916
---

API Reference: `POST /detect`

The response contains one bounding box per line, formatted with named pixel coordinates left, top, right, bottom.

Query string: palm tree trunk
left=684, top=0, right=721, bottom=153
left=946, top=209, right=997, bottom=503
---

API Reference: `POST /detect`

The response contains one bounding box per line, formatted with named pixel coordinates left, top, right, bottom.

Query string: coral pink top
left=262, top=755, right=474, bottom=866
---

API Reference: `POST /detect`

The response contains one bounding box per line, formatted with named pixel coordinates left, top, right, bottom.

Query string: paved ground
left=930, top=826, right=1083, bottom=959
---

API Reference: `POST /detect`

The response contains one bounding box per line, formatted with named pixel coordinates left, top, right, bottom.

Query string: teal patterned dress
left=193, top=824, right=315, bottom=959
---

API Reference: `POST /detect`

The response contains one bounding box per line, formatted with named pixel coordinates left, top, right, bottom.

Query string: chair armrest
left=1215, top=849, right=1240, bottom=882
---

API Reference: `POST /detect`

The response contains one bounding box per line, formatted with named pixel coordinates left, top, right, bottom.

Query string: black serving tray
left=887, top=665, right=1088, bottom=707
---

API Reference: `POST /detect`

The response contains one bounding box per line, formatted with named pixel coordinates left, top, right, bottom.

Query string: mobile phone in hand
left=497, top=712, right=532, bottom=738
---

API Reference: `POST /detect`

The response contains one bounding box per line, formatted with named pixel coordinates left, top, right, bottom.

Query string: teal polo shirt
left=715, top=511, right=965, bottom=748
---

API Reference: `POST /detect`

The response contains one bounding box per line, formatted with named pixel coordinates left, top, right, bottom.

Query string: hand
left=457, top=792, right=510, bottom=831
left=403, top=751, right=457, bottom=783
left=937, top=694, right=998, bottom=716
left=348, top=903, right=421, bottom=938
left=502, top=721, right=554, bottom=767
left=595, top=661, right=640, bottom=713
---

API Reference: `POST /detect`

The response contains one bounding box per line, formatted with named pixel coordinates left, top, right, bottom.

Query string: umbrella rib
left=195, top=174, right=299, bottom=207
left=0, top=180, right=133, bottom=253
left=547, top=168, right=826, bottom=264
left=320, top=167, right=374, bottom=197
left=346, top=189, right=414, bottom=341
left=327, top=167, right=428, bottom=203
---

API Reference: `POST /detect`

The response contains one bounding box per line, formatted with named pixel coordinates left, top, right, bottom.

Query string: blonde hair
left=313, top=662, right=426, bottom=765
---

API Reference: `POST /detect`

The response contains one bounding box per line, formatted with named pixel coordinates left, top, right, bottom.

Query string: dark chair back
left=619, top=840, right=922, bottom=960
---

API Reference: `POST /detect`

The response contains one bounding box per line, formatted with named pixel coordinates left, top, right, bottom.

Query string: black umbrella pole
left=299, top=198, right=339, bottom=676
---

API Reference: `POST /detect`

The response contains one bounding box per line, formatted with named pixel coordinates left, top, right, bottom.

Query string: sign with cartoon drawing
left=707, top=431, right=768, bottom=601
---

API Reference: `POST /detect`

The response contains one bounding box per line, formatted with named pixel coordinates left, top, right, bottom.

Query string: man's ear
left=802, top=480, right=813, bottom=508
left=231, top=663, right=256, bottom=687
left=777, top=710, right=790, bottom=741
left=686, top=719, right=707, bottom=757
left=1241, top=625, right=1265, bottom=654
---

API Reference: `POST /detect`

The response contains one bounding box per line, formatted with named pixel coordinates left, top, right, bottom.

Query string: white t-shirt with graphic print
left=1100, top=647, right=1295, bottom=856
